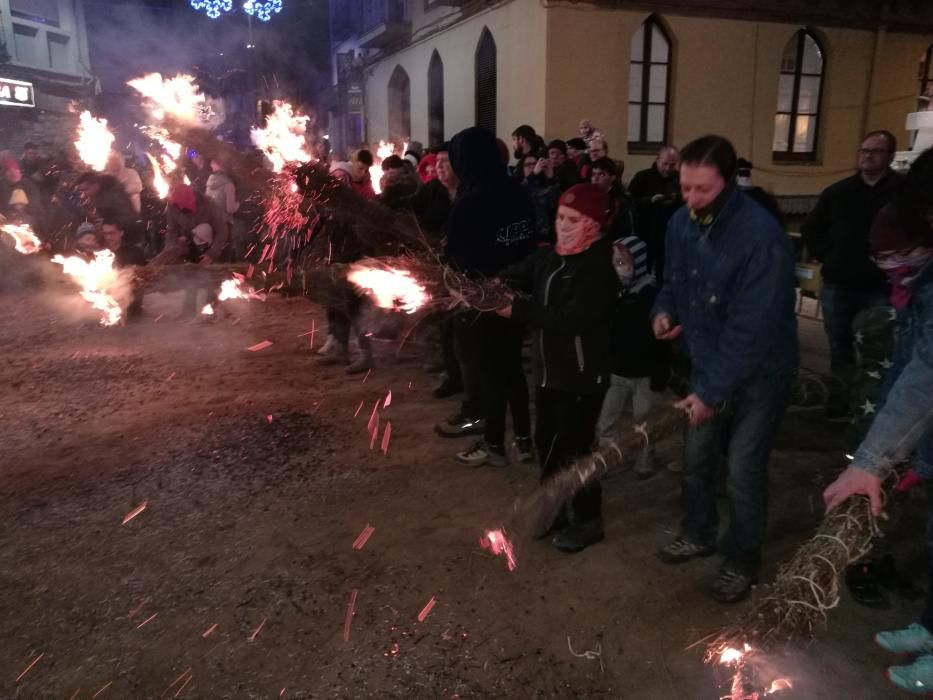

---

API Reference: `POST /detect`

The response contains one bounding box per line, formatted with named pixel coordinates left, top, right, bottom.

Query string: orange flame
left=201, top=303, right=214, bottom=316
left=51, top=250, right=123, bottom=326
left=144, top=153, right=170, bottom=199
left=1, top=223, right=42, bottom=254
left=75, top=111, right=115, bottom=172
left=767, top=679, right=793, bottom=693
left=250, top=101, right=312, bottom=172
left=128, top=73, right=205, bottom=123
left=347, top=264, right=429, bottom=314
left=369, top=140, right=404, bottom=195
left=218, top=277, right=253, bottom=301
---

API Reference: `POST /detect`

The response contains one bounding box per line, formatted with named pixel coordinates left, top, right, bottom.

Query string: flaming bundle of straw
left=703, top=480, right=893, bottom=655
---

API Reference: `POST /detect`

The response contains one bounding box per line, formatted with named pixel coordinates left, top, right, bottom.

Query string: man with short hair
left=653, top=135, right=798, bottom=604
left=102, top=219, right=146, bottom=318
left=349, top=149, right=377, bottom=200
left=802, top=131, right=902, bottom=415
left=590, top=156, right=632, bottom=239
left=628, top=146, right=681, bottom=279
left=511, top=124, right=542, bottom=162
left=546, top=139, right=580, bottom=192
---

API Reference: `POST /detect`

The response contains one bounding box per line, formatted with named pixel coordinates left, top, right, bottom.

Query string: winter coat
left=164, top=190, right=229, bottom=261
left=446, top=127, right=536, bottom=277
left=412, top=179, right=453, bottom=243
left=506, top=236, right=619, bottom=394
left=652, top=188, right=799, bottom=406
left=802, top=171, right=901, bottom=289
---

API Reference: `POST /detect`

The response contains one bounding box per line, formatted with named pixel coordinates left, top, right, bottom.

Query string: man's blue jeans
left=681, top=371, right=795, bottom=575
left=821, top=282, right=890, bottom=374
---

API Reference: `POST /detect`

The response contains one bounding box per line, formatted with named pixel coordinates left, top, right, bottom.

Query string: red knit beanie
left=559, top=183, right=609, bottom=228
left=169, top=183, right=196, bottom=212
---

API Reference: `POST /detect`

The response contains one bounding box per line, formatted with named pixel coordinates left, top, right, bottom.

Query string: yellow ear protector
left=689, top=209, right=714, bottom=226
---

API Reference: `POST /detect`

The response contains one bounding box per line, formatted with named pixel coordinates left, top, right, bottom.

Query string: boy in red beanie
left=496, top=183, right=619, bottom=552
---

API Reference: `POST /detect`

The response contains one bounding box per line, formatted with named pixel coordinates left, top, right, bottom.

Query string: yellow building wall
left=364, top=0, right=548, bottom=147
left=543, top=7, right=932, bottom=195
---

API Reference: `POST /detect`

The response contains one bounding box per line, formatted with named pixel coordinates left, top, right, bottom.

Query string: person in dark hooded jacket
left=498, top=183, right=620, bottom=553
left=439, top=128, right=537, bottom=469
left=596, top=236, right=669, bottom=479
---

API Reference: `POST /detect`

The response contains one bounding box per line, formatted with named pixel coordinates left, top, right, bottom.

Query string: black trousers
left=477, top=315, right=530, bottom=447
left=440, top=315, right=462, bottom=387
left=535, top=386, right=606, bottom=523
left=454, top=312, right=485, bottom=419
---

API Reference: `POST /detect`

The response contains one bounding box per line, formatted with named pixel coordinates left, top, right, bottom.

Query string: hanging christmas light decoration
left=190, top=0, right=233, bottom=19
left=243, top=0, right=283, bottom=22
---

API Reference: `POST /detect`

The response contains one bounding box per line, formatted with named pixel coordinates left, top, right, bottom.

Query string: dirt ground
left=0, top=280, right=923, bottom=699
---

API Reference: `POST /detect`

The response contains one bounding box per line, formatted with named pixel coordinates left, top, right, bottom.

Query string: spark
left=174, top=675, right=192, bottom=698
left=343, top=589, right=358, bottom=642
left=248, top=340, right=273, bottom=352
left=1, top=223, right=42, bottom=254
left=267, top=415, right=274, bottom=424
left=161, top=668, right=192, bottom=698
left=136, top=613, right=158, bottom=629
left=381, top=422, right=392, bottom=456
left=92, top=681, right=112, bottom=698
left=122, top=501, right=148, bottom=525
left=248, top=616, right=267, bottom=642
left=383, top=390, right=392, bottom=409
left=218, top=277, right=252, bottom=301
left=154, top=313, right=165, bottom=322
left=75, top=111, right=115, bottom=171
left=128, top=73, right=205, bottom=124
left=352, top=524, right=375, bottom=550
left=354, top=400, right=364, bottom=418
left=15, top=652, right=43, bottom=682
left=480, top=529, right=517, bottom=571
left=417, top=596, right=436, bottom=622
left=201, top=304, right=214, bottom=316
left=367, top=400, right=379, bottom=436
left=201, top=623, right=218, bottom=638
left=166, top=372, right=176, bottom=381
left=312, top=399, right=324, bottom=414
left=369, top=419, right=379, bottom=450
left=362, top=368, right=372, bottom=383
left=347, top=265, right=430, bottom=314
left=128, top=599, right=147, bottom=618
left=69, top=689, right=80, bottom=700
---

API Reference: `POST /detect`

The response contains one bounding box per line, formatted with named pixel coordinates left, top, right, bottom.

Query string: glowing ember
left=75, top=111, right=115, bottom=171
left=381, top=421, right=392, bottom=455
left=51, top=250, right=123, bottom=326
left=719, top=646, right=747, bottom=665
left=767, top=679, right=793, bottom=693
left=128, top=73, right=205, bottom=123
left=481, top=528, right=517, bottom=571
left=352, top=524, right=375, bottom=550
left=343, top=589, right=358, bottom=642
left=15, top=652, right=43, bottom=682
left=122, top=501, right=148, bottom=525
left=417, top=596, right=436, bottom=622
left=201, top=624, right=218, bottom=638
left=248, top=616, right=266, bottom=642
left=250, top=100, right=313, bottom=172
left=1, top=223, right=42, bottom=254
left=347, top=265, right=429, bottom=314
left=144, top=152, right=170, bottom=199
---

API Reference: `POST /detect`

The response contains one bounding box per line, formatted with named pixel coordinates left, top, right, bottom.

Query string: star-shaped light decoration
left=862, top=399, right=877, bottom=415
left=866, top=370, right=882, bottom=380
left=855, top=331, right=864, bottom=344
left=190, top=0, right=233, bottom=19
left=880, top=358, right=894, bottom=369
left=243, top=0, right=283, bottom=21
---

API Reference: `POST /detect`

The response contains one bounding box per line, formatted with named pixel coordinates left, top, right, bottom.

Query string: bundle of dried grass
left=701, top=481, right=893, bottom=658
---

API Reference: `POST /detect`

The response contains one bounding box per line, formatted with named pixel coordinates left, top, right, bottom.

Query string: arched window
left=919, top=44, right=933, bottom=109
left=388, top=65, right=411, bottom=142
left=773, top=30, right=824, bottom=161
left=628, top=15, right=671, bottom=151
left=428, top=50, right=444, bottom=147
left=475, top=28, right=497, bottom=134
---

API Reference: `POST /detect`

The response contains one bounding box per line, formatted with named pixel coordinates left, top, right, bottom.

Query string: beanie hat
left=559, top=183, right=609, bottom=228
left=329, top=161, right=353, bottom=184
left=8, top=188, right=28, bottom=207
left=416, top=153, right=437, bottom=183
left=169, top=183, right=196, bottom=212
left=614, top=236, right=649, bottom=281
left=77, top=221, right=97, bottom=237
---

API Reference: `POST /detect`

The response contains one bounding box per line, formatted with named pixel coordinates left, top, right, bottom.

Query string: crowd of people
left=5, top=115, right=933, bottom=692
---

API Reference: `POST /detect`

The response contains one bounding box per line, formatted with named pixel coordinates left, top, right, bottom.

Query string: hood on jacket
left=614, top=236, right=653, bottom=290
left=449, top=127, right=504, bottom=189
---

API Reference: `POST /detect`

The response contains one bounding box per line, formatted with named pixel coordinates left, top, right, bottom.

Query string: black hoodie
left=446, top=127, right=536, bottom=277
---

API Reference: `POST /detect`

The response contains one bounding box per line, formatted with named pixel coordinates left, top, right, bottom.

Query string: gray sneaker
left=711, top=568, right=756, bottom=603
left=657, top=536, right=716, bottom=564
left=456, top=440, right=508, bottom=467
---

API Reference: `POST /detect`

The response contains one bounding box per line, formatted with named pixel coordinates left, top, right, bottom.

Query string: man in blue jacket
left=652, top=135, right=799, bottom=603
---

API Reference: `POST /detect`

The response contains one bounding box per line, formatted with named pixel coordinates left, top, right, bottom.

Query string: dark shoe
left=435, top=416, right=485, bottom=438
left=711, top=568, right=755, bottom=603
left=846, top=560, right=889, bottom=609
left=657, top=536, right=716, bottom=564
left=534, top=508, right=569, bottom=540
left=345, top=352, right=373, bottom=374
left=513, top=436, right=534, bottom=464
left=634, top=445, right=658, bottom=480
left=432, top=378, right=463, bottom=399
left=455, top=440, right=507, bottom=467
left=552, top=519, right=604, bottom=553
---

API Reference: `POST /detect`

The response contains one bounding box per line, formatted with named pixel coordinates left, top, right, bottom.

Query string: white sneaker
left=317, top=334, right=336, bottom=356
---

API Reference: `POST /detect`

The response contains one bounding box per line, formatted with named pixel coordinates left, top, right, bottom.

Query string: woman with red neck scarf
left=822, top=148, right=933, bottom=695
left=497, top=183, right=619, bottom=553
